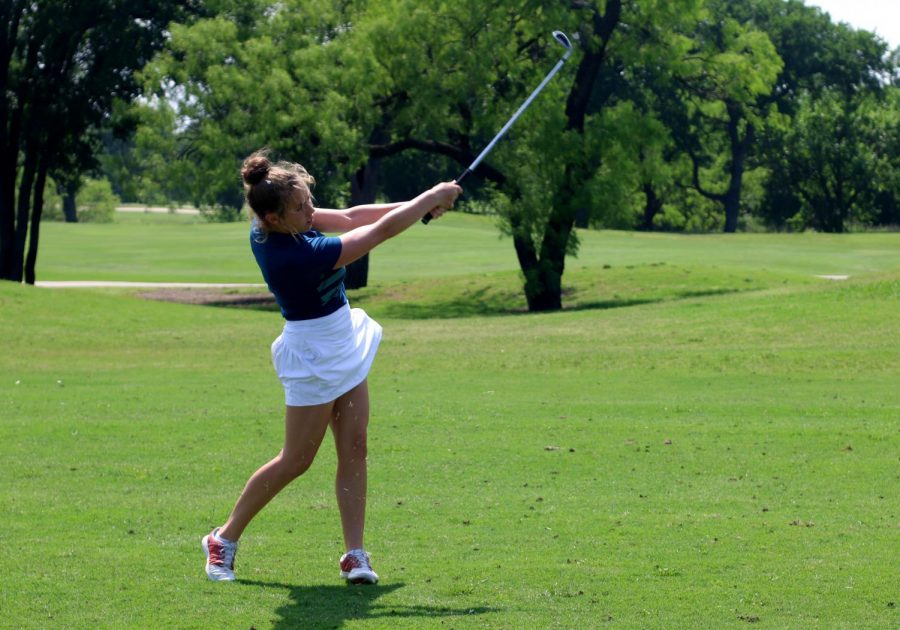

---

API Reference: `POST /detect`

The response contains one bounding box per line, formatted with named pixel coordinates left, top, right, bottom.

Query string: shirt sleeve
left=306, top=233, right=343, bottom=273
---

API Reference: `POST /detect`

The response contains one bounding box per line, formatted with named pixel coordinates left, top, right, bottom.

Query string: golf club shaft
left=422, top=55, right=569, bottom=225
left=467, top=57, right=567, bottom=175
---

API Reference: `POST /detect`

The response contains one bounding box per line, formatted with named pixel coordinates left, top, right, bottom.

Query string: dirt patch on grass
left=138, top=288, right=276, bottom=309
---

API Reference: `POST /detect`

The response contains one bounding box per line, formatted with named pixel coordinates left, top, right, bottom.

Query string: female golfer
left=202, top=150, right=460, bottom=583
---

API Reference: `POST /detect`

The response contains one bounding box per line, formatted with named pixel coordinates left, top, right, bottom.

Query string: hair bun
left=241, top=152, right=271, bottom=186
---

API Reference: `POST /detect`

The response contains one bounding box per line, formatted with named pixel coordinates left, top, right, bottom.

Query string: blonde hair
left=241, top=149, right=315, bottom=234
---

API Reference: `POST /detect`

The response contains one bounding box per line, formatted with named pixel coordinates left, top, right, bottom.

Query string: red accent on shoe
left=340, top=554, right=358, bottom=573
left=340, top=550, right=378, bottom=584
left=207, top=534, right=234, bottom=570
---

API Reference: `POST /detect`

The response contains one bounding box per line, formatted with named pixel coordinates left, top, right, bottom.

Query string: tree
left=656, top=1, right=783, bottom=232
left=774, top=88, right=899, bottom=232
left=0, top=0, right=198, bottom=283
left=747, top=0, right=894, bottom=229
left=869, top=87, right=900, bottom=227
left=482, top=0, right=710, bottom=308
left=345, top=0, right=713, bottom=309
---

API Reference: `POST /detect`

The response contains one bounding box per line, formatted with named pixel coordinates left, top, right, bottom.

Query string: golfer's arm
left=333, top=193, right=438, bottom=268
left=313, top=203, right=404, bottom=233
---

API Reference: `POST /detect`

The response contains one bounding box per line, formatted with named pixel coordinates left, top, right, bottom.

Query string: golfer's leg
left=330, top=379, right=370, bottom=551
left=219, top=403, right=333, bottom=541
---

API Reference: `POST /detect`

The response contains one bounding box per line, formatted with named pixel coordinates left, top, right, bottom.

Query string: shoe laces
left=348, top=549, right=372, bottom=570
left=218, top=536, right=238, bottom=570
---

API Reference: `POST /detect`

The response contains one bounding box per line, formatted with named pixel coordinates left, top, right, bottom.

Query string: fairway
left=1, top=217, right=898, bottom=628
left=34, top=213, right=900, bottom=284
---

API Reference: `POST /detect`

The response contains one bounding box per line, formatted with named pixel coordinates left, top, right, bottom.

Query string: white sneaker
left=339, top=549, right=379, bottom=584
left=201, top=528, right=238, bottom=581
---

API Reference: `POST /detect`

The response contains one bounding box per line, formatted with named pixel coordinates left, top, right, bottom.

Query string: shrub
left=77, top=178, right=120, bottom=223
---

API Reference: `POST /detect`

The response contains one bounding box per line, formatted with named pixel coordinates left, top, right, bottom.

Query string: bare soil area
left=137, top=287, right=276, bottom=309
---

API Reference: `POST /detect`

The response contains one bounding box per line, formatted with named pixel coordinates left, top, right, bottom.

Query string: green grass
left=2, top=217, right=899, bottom=628
left=36, top=212, right=900, bottom=284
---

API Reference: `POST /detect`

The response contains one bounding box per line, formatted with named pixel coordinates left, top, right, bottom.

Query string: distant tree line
left=2, top=1, right=897, bottom=311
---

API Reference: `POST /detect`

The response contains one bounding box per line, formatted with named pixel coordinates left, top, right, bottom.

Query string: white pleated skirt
left=271, top=303, right=382, bottom=406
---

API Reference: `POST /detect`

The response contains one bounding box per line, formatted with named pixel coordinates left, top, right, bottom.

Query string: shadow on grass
left=358, top=286, right=524, bottom=319
left=353, top=287, right=745, bottom=319
left=183, top=287, right=746, bottom=320
left=570, top=288, right=742, bottom=313
left=238, top=579, right=496, bottom=629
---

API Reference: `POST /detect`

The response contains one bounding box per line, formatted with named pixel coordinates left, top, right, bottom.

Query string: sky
left=805, top=0, right=900, bottom=50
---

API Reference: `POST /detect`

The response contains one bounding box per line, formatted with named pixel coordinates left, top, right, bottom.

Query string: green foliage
left=75, top=179, right=120, bottom=224
left=111, top=0, right=900, bottom=309
left=764, top=88, right=900, bottom=232
left=746, top=0, right=894, bottom=230
left=137, top=0, right=372, bottom=209
left=40, top=178, right=119, bottom=223
left=867, top=88, right=900, bottom=226
left=99, top=99, right=190, bottom=207
left=653, top=188, right=725, bottom=233
left=37, top=179, right=65, bottom=222
left=97, top=0, right=900, bottom=235
left=197, top=204, right=248, bottom=223
left=660, top=2, right=784, bottom=230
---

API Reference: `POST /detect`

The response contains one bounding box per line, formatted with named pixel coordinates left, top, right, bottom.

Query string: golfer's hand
left=428, top=181, right=462, bottom=219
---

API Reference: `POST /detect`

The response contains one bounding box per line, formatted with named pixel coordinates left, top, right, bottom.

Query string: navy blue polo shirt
left=250, top=225, right=347, bottom=320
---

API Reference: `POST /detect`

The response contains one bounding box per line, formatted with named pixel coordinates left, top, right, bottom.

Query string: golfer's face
left=284, top=193, right=315, bottom=232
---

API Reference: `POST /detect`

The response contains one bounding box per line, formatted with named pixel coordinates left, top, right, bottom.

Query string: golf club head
left=552, top=31, right=573, bottom=60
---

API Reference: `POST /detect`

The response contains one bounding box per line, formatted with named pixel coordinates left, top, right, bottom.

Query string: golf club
left=423, top=30, right=573, bottom=224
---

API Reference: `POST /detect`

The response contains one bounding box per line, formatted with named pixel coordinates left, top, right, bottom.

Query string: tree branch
left=564, top=0, right=622, bottom=132
left=689, top=149, right=727, bottom=202
left=368, top=138, right=507, bottom=185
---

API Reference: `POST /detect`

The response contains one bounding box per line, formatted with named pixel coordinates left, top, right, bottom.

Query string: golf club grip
left=421, top=169, right=470, bottom=225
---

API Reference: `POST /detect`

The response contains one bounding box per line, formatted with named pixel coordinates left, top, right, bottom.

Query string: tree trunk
left=524, top=260, right=563, bottom=311
left=513, top=231, right=561, bottom=311
left=574, top=207, right=590, bottom=228
left=63, top=179, right=79, bottom=222
left=11, top=147, right=37, bottom=281
left=0, top=4, right=24, bottom=280
left=723, top=185, right=741, bottom=233
left=24, top=159, right=47, bottom=284
left=723, top=104, right=752, bottom=233
left=508, top=208, right=561, bottom=311
left=639, top=182, right=663, bottom=230
left=0, top=169, right=14, bottom=280
left=345, top=161, right=378, bottom=289
left=527, top=169, right=581, bottom=312
left=690, top=104, right=753, bottom=233
left=512, top=0, right=620, bottom=312
left=344, top=248, right=369, bottom=289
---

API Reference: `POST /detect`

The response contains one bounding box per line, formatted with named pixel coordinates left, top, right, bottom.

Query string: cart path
left=37, top=275, right=850, bottom=288
left=116, top=205, right=200, bottom=215
left=35, top=281, right=266, bottom=288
